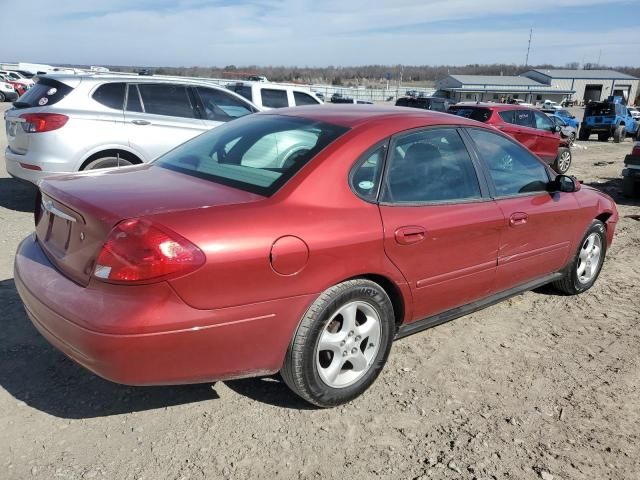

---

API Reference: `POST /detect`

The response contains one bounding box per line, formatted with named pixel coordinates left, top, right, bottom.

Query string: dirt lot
left=0, top=103, right=638, bottom=480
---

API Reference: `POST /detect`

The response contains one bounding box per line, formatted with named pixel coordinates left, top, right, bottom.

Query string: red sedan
left=15, top=106, right=618, bottom=407
left=448, top=103, right=572, bottom=174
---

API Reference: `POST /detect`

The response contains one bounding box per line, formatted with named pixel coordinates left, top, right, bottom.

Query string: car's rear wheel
left=83, top=156, right=134, bottom=170
left=553, top=147, right=572, bottom=174
left=613, top=125, right=625, bottom=143
left=568, top=132, right=577, bottom=145
left=281, top=279, right=395, bottom=407
left=578, top=127, right=590, bottom=141
left=0, top=92, right=5, bottom=102
left=553, top=220, right=606, bottom=295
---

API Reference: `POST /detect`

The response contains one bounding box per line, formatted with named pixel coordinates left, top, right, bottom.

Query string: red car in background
left=0, top=74, right=27, bottom=96
left=14, top=106, right=617, bottom=407
left=449, top=103, right=572, bottom=174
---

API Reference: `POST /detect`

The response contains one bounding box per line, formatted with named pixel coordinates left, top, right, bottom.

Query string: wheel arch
left=345, top=273, right=408, bottom=329
left=79, top=148, right=144, bottom=171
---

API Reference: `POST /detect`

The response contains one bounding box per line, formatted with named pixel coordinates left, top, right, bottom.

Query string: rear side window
left=227, top=84, right=253, bottom=102
left=449, top=107, right=491, bottom=123
left=196, top=87, right=255, bottom=121
left=126, top=84, right=143, bottom=112
left=92, top=82, right=125, bottom=110
left=395, top=98, right=409, bottom=107
left=261, top=89, right=289, bottom=108
left=12, top=78, right=73, bottom=108
left=293, top=91, right=320, bottom=106
left=384, top=128, right=482, bottom=203
left=498, top=110, right=515, bottom=124
left=351, top=145, right=386, bottom=201
left=137, top=83, right=196, bottom=118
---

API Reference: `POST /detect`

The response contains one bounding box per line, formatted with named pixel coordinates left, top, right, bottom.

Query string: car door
left=511, top=110, right=538, bottom=151
left=532, top=111, right=561, bottom=161
left=124, top=83, right=206, bottom=161
left=193, top=86, right=257, bottom=129
left=378, top=127, right=504, bottom=321
left=465, top=128, right=580, bottom=292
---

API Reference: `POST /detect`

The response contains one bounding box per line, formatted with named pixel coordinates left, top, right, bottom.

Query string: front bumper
left=14, top=235, right=315, bottom=385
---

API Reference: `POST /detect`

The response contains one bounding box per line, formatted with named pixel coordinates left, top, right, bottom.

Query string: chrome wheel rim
left=577, top=233, right=602, bottom=284
left=315, top=301, right=382, bottom=389
left=87, top=157, right=133, bottom=170
left=558, top=151, right=571, bottom=173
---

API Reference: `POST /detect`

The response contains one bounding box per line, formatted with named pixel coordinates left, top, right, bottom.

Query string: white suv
left=226, top=81, right=323, bottom=110
left=3, top=74, right=259, bottom=183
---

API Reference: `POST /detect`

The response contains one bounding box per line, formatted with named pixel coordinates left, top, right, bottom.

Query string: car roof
left=37, top=73, right=237, bottom=88
left=260, top=104, right=484, bottom=128
left=451, top=102, right=533, bottom=111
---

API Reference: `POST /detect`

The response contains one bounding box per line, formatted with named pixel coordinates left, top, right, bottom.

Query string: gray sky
left=1, top=0, right=638, bottom=67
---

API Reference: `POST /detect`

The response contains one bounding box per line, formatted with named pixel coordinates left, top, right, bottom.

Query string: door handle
left=131, top=119, right=151, bottom=125
left=509, top=212, right=529, bottom=226
left=394, top=226, right=426, bottom=245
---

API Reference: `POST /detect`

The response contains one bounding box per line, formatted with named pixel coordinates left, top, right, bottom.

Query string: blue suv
left=579, top=97, right=639, bottom=143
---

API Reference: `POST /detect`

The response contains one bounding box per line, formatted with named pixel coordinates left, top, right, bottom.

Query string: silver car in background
left=3, top=74, right=260, bottom=183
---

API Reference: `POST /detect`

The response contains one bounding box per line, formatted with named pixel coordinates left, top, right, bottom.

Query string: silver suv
left=4, top=74, right=259, bottom=183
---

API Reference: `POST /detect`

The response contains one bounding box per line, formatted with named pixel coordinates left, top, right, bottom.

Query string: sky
left=1, top=0, right=639, bottom=67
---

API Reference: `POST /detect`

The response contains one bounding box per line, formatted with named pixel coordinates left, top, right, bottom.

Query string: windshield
left=557, top=109, right=571, bottom=117
left=448, top=106, right=492, bottom=122
left=155, top=114, right=349, bottom=196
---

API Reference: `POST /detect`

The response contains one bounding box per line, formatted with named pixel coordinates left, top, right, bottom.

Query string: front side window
left=383, top=128, right=481, bottom=203
left=261, top=89, right=289, bottom=108
left=155, top=115, right=349, bottom=196
left=534, top=111, right=554, bottom=131
left=137, top=83, right=196, bottom=118
left=293, top=91, right=320, bottom=106
left=196, top=87, right=255, bottom=122
left=467, top=128, right=549, bottom=197
left=93, top=82, right=125, bottom=110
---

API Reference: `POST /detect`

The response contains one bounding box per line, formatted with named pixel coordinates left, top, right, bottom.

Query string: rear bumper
left=14, top=235, right=315, bottom=385
left=5, top=147, right=72, bottom=184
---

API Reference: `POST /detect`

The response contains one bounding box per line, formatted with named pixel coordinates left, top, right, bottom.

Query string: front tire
left=281, top=279, right=395, bottom=407
left=553, top=147, right=572, bottom=174
left=552, top=220, right=606, bottom=295
left=0, top=92, right=5, bottom=102
left=613, top=125, right=625, bottom=143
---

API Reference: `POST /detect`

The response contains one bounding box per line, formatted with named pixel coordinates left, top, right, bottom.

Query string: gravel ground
left=0, top=103, right=638, bottom=480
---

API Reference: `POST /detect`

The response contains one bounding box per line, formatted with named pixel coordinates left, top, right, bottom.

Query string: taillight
left=20, top=113, right=68, bottom=133
left=94, top=219, right=205, bottom=284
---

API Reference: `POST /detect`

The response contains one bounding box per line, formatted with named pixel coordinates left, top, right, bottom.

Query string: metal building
left=435, top=74, right=574, bottom=104
left=522, top=69, right=639, bottom=104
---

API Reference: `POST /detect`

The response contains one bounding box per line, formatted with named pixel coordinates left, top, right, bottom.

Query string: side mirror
left=550, top=174, right=581, bottom=193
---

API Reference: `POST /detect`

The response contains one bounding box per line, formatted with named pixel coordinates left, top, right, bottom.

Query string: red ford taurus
left=15, top=106, right=618, bottom=407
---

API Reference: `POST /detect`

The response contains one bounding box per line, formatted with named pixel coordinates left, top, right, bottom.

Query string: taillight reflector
left=20, top=113, right=69, bottom=133
left=94, top=219, right=205, bottom=284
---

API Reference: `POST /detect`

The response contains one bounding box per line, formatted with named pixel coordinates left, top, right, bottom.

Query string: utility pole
left=524, top=28, right=533, bottom=67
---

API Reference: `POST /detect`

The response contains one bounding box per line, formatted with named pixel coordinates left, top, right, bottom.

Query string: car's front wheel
left=553, top=147, right=572, bottom=174
left=613, top=125, right=625, bottom=143
left=553, top=220, right=606, bottom=295
left=281, top=279, right=395, bottom=407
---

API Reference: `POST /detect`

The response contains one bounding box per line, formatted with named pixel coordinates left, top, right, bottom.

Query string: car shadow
left=584, top=177, right=640, bottom=207
left=0, top=177, right=37, bottom=212
left=0, top=278, right=311, bottom=418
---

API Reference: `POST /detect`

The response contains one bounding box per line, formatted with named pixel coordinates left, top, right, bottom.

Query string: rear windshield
left=227, top=84, right=253, bottom=102
left=448, top=106, right=492, bottom=123
left=155, top=114, right=349, bottom=196
left=585, top=103, right=614, bottom=116
left=12, top=77, right=73, bottom=109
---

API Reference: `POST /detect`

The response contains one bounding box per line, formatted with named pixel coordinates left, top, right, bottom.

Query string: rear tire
left=553, top=147, right=572, bottom=174
left=281, top=279, right=395, bottom=407
left=568, top=132, right=577, bottom=146
left=613, top=126, right=625, bottom=143
left=82, top=154, right=135, bottom=170
left=578, top=127, right=590, bottom=141
left=552, top=220, right=606, bottom=295
left=0, top=92, right=5, bottom=102
left=622, top=176, right=636, bottom=197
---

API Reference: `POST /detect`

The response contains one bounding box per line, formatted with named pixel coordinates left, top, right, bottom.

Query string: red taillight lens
left=20, top=113, right=68, bottom=133
left=94, top=219, right=205, bottom=284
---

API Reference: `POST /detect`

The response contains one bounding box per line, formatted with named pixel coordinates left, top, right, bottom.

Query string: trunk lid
left=36, top=164, right=265, bottom=286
